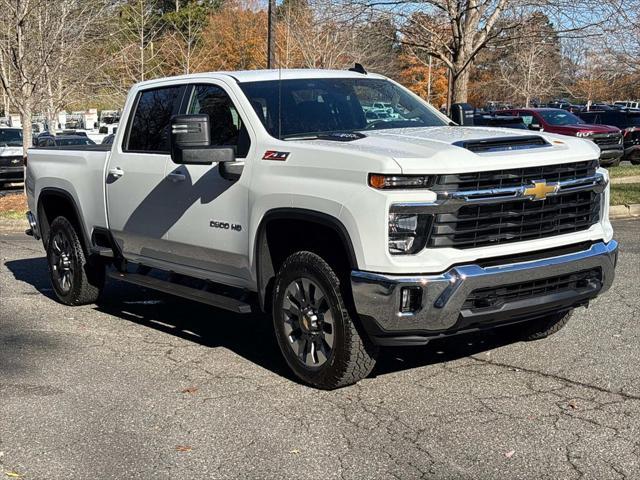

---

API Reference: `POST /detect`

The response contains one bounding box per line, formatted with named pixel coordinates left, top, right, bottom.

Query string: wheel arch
left=254, top=208, right=359, bottom=312
left=37, top=187, right=90, bottom=252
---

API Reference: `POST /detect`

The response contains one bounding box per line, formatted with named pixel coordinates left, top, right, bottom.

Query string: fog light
left=400, top=287, right=422, bottom=313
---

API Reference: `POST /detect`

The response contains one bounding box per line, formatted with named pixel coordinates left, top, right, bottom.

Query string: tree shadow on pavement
left=4, top=257, right=524, bottom=384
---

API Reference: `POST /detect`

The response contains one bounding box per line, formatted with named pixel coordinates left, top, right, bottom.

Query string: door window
left=187, top=84, right=251, bottom=158
left=125, top=86, right=185, bottom=153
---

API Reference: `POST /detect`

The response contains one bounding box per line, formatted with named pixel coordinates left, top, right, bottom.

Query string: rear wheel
left=272, top=251, right=378, bottom=389
left=46, top=216, right=105, bottom=305
left=520, top=310, right=573, bottom=341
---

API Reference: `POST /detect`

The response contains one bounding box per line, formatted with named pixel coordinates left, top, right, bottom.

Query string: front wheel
left=272, top=251, right=378, bottom=389
left=46, top=216, right=105, bottom=305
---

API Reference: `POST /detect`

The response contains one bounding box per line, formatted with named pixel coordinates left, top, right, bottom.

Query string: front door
left=105, top=84, right=186, bottom=262
left=162, top=82, right=254, bottom=286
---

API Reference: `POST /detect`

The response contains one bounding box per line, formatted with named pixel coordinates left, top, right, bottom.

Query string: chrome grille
left=426, top=160, right=601, bottom=249
left=433, top=160, right=598, bottom=193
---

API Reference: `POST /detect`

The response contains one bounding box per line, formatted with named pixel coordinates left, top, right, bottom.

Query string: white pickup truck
left=25, top=69, right=618, bottom=389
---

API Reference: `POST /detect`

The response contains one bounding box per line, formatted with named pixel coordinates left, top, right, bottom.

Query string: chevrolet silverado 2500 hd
left=25, top=69, right=618, bottom=389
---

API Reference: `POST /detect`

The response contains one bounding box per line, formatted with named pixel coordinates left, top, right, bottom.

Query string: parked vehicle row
left=498, top=108, right=625, bottom=166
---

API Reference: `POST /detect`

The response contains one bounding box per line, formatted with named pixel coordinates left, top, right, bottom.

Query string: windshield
left=0, top=128, right=23, bottom=147
left=538, top=110, right=584, bottom=126
left=239, top=78, right=447, bottom=139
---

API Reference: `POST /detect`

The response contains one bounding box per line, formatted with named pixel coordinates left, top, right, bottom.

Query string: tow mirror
left=170, top=114, right=235, bottom=165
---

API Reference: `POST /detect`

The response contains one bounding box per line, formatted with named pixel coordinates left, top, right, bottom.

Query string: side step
left=107, top=271, right=252, bottom=314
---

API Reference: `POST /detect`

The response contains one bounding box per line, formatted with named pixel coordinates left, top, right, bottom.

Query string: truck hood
left=546, top=124, right=621, bottom=135
left=0, top=146, right=23, bottom=157
left=296, top=126, right=600, bottom=174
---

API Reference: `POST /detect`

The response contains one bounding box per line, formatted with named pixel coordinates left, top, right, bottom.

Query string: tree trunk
left=451, top=67, right=470, bottom=104
left=20, top=101, right=32, bottom=155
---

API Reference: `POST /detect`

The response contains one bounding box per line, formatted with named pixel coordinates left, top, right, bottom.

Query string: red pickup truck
left=499, top=108, right=624, bottom=166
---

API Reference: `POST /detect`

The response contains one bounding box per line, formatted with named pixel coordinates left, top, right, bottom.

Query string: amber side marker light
left=368, top=173, right=435, bottom=190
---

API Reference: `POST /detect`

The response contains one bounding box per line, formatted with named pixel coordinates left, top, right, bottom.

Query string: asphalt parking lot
left=1, top=219, right=639, bottom=480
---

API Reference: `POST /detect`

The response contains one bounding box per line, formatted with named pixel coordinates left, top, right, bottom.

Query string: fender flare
left=37, top=187, right=90, bottom=250
left=254, top=208, right=359, bottom=312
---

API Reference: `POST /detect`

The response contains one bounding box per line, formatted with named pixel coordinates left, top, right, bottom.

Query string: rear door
left=162, top=82, right=254, bottom=284
left=105, top=84, right=187, bottom=262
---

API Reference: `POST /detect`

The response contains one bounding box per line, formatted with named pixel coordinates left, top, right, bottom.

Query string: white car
left=24, top=69, right=617, bottom=389
left=0, top=126, right=24, bottom=185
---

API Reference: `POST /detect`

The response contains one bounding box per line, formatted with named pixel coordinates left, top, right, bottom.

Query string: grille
left=592, top=134, right=622, bottom=147
left=428, top=190, right=600, bottom=249
left=462, top=268, right=602, bottom=311
left=0, top=156, right=23, bottom=167
left=433, top=160, right=598, bottom=192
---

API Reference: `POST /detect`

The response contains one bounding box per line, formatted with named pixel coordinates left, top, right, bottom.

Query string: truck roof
left=134, top=69, right=386, bottom=89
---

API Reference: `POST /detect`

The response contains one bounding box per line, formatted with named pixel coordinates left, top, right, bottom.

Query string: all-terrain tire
left=521, top=310, right=573, bottom=341
left=272, top=251, right=378, bottom=389
left=46, top=216, right=105, bottom=305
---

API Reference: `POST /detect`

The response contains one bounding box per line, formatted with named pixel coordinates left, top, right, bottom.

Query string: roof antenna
left=349, top=63, right=367, bottom=75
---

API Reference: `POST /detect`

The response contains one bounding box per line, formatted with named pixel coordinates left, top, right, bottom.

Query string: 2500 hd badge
left=210, top=220, right=242, bottom=232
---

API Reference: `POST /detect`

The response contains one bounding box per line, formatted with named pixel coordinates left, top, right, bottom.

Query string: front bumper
left=598, top=147, right=623, bottom=161
left=351, top=240, right=618, bottom=346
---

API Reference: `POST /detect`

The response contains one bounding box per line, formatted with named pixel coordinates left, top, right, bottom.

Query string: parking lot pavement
left=1, top=219, right=639, bottom=480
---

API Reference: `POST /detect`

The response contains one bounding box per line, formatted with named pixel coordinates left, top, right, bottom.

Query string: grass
left=0, top=193, right=27, bottom=220
left=607, top=165, right=640, bottom=178
left=610, top=183, right=640, bottom=206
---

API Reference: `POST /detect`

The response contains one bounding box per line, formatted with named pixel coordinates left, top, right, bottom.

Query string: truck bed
left=26, top=146, right=112, bottom=238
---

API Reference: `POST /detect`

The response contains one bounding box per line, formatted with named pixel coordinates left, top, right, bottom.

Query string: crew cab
left=25, top=69, right=618, bottom=389
left=0, top=126, right=24, bottom=185
left=499, top=108, right=624, bottom=166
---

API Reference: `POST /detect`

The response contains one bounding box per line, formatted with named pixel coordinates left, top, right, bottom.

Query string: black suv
left=577, top=110, right=640, bottom=164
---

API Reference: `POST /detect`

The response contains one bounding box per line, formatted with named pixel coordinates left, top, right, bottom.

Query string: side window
left=126, top=86, right=184, bottom=153
left=519, top=115, right=534, bottom=126
left=187, top=84, right=251, bottom=158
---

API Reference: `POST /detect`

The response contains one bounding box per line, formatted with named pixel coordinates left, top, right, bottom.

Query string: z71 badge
left=210, top=221, right=242, bottom=232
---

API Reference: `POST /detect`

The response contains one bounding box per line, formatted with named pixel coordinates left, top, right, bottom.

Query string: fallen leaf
left=5, top=472, right=23, bottom=478
left=505, top=450, right=515, bottom=459
left=289, top=449, right=300, bottom=454
left=176, top=446, right=192, bottom=452
left=181, top=387, right=198, bottom=394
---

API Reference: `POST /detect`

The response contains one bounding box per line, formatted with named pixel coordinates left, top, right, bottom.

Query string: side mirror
left=170, top=114, right=235, bottom=165
left=529, top=123, right=541, bottom=131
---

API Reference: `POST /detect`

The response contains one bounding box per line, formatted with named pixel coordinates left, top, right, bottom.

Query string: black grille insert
left=428, top=190, right=600, bottom=249
left=463, top=268, right=602, bottom=311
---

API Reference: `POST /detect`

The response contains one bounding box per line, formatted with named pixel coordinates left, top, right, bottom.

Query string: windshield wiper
left=282, top=131, right=366, bottom=142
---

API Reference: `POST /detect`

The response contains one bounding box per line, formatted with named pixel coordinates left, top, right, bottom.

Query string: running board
left=107, top=271, right=252, bottom=313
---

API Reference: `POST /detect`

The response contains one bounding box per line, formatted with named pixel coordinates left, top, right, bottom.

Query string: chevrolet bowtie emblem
left=523, top=180, right=559, bottom=201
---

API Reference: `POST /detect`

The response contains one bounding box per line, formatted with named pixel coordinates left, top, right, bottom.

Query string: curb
left=611, top=176, right=640, bottom=185
left=610, top=204, right=640, bottom=219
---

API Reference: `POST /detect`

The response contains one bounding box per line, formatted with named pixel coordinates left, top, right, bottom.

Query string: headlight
left=576, top=131, right=593, bottom=138
left=370, top=173, right=435, bottom=189
left=388, top=209, right=433, bottom=255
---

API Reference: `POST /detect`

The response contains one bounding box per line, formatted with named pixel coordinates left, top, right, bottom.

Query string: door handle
left=167, top=172, right=186, bottom=183
left=108, top=167, right=124, bottom=178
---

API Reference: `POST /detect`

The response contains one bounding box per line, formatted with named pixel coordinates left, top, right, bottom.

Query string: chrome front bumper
left=351, top=241, right=618, bottom=345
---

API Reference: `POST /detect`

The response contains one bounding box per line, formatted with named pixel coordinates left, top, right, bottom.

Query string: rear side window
left=126, top=86, right=184, bottom=153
